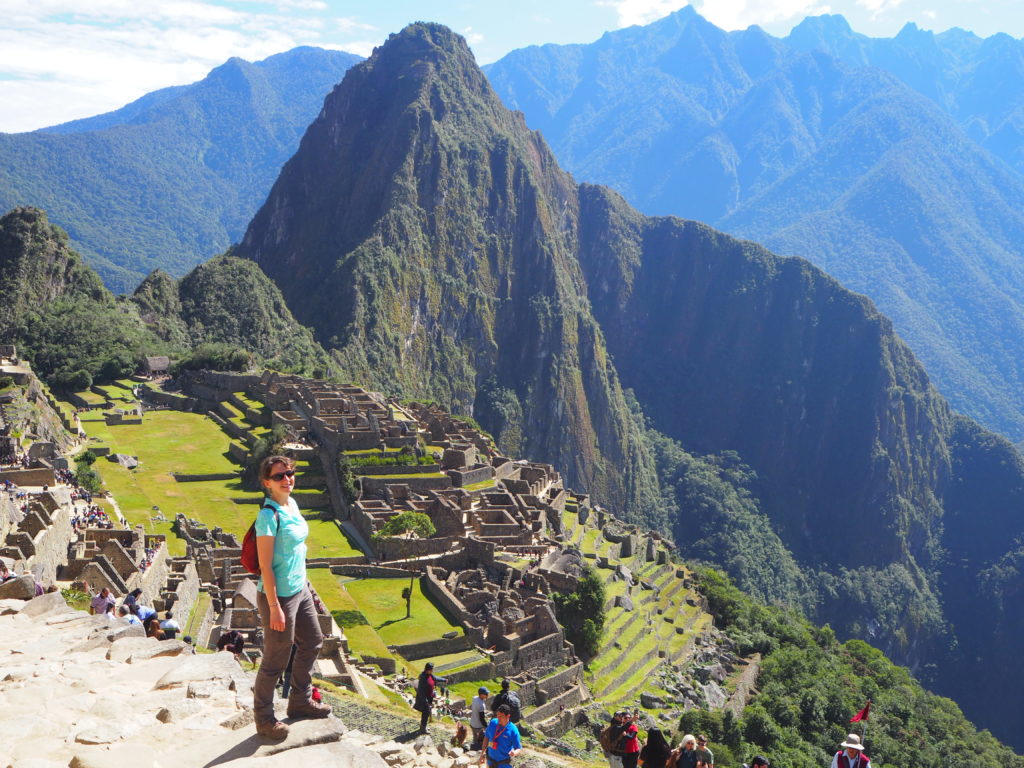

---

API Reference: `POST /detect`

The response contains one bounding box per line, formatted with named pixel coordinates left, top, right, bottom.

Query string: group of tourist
left=71, top=504, right=114, bottom=531
left=598, top=713, right=871, bottom=768
left=138, top=545, right=157, bottom=572
left=411, top=665, right=525, bottom=766
left=84, top=582, right=180, bottom=640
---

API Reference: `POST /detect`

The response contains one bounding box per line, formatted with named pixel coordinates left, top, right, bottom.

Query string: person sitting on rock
left=145, top=617, right=164, bottom=640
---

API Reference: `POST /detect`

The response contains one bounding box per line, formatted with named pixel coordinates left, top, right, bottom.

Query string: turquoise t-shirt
left=255, top=497, right=308, bottom=598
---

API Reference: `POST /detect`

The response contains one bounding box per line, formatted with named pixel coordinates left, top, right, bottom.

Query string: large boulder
left=0, top=574, right=35, bottom=600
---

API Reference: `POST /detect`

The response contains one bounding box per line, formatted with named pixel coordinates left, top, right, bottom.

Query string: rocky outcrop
left=0, top=591, right=556, bottom=768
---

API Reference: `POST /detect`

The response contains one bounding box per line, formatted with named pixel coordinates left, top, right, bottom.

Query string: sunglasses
left=268, top=470, right=296, bottom=481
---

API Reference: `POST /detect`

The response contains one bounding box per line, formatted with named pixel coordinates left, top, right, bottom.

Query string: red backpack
left=240, top=506, right=277, bottom=575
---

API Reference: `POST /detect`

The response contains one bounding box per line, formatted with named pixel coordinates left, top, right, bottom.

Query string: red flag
left=850, top=701, right=871, bottom=722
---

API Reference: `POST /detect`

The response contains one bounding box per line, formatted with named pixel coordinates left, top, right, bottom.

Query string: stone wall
left=138, top=537, right=170, bottom=607
left=537, top=662, right=585, bottom=701
left=173, top=472, right=239, bottom=482
left=515, top=630, right=565, bottom=672
left=144, top=388, right=201, bottom=412
left=26, top=502, right=74, bottom=585
left=361, top=654, right=397, bottom=674
left=422, top=567, right=473, bottom=628
left=391, top=634, right=473, bottom=661
left=356, top=464, right=441, bottom=476
left=376, top=536, right=456, bottom=562
left=448, top=465, right=494, bottom=488
left=360, top=475, right=453, bottom=495
left=161, top=558, right=200, bottom=627
left=0, top=467, right=56, bottom=486
left=525, top=684, right=588, bottom=725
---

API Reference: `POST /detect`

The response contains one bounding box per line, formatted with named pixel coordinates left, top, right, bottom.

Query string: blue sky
left=1, top=0, right=1022, bottom=132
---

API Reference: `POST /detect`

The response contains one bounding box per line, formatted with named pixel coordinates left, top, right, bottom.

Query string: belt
left=486, top=757, right=512, bottom=767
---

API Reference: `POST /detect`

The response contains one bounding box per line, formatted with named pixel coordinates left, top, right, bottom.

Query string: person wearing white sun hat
left=829, top=734, right=870, bottom=768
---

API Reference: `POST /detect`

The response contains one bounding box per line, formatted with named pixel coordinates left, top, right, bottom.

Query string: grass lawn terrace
left=342, top=577, right=463, bottom=648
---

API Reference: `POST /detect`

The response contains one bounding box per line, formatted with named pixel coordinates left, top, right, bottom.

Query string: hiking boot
left=286, top=698, right=331, bottom=719
left=256, top=720, right=289, bottom=740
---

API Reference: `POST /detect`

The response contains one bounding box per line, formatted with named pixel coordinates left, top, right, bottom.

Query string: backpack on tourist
left=494, top=689, right=522, bottom=723
left=600, top=724, right=616, bottom=753
left=240, top=506, right=277, bottom=575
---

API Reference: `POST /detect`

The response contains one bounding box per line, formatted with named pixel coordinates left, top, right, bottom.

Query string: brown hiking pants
left=253, top=586, right=323, bottom=724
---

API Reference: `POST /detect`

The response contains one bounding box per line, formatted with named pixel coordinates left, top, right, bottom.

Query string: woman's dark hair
left=259, top=454, right=296, bottom=481
left=644, top=728, right=672, bottom=762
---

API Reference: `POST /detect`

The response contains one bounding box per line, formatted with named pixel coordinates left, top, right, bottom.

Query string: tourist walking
left=469, top=686, right=490, bottom=750
left=414, top=661, right=437, bottom=734
left=252, top=455, right=328, bottom=741
left=639, top=727, right=673, bottom=768
left=671, top=734, right=699, bottom=768
left=478, top=703, right=522, bottom=767
left=829, top=734, right=870, bottom=768
left=694, top=734, right=714, bottom=768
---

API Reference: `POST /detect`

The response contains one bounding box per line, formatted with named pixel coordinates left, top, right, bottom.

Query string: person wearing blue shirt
left=252, top=455, right=329, bottom=741
left=478, top=704, right=522, bottom=767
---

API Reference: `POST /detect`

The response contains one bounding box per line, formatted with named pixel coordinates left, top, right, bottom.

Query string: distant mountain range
left=485, top=8, right=1024, bottom=445
left=234, top=23, right=1024, bottom=748
left=0, top=47, right=360, bottom=291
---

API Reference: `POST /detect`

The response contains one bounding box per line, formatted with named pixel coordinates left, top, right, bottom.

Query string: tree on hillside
left=552, top=564, right=605, bottom=659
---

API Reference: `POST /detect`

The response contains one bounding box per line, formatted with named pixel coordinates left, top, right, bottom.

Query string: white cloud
left=336, top=16, right=377, bottom=33
left=691, top=0, right=833, bottom=30
left=0, top=0, right=353, bottom=132
left=325, top=40, right=378, bottom=57
left=462, top=26, right=484, bottom=45
left=856, top=0, right=905, bottom=15
left=597, top=0, right=686, bottom=27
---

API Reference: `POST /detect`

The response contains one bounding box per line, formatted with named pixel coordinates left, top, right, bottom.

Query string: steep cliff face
left=237, top=24, right=661, bottom=521
left=578, top=184, right=951, bottom=568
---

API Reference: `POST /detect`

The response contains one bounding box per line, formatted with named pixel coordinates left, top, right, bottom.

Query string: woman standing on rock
left=253, top=454, right=329, bottom=740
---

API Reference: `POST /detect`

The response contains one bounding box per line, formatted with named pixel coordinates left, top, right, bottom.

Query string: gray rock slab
left=153, top=649, right=242, bottom=690
left=156, top=698, right=208, bottom=723
left=20, top=590, right=72, bottom=618
left=221, top=740, right=387, bottom=767
left=69, top=621, right=145, bottom=653
left=703, top=681, right=727, bottom=709
left=0, top=598, right=26, bottom=615
left=106, top=636, right=188, bottom=663
left=0, top=574, right=35, bottom=600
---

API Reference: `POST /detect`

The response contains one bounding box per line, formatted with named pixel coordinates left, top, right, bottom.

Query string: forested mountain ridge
left=785, top=14, right=1024, bottom=175
left=0, top=47, right=360, bottom=292
left=0, top=207, right=331, bottom=383
left=237, top=23, right=1024, bottom=746
left=485, top=8, right=1024, bottom=446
